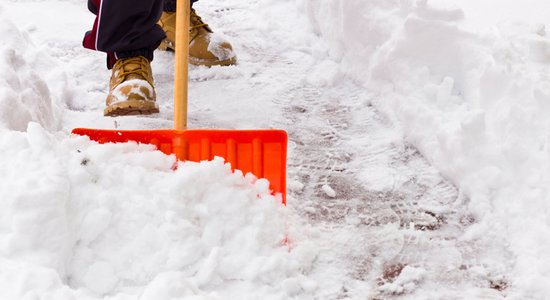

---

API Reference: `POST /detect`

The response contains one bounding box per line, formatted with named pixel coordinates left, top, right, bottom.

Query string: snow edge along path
left=303, top=0, right=550, bottom=297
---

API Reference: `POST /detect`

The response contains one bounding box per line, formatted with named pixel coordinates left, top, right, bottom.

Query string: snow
left=305, top=0, right=550, bottom=297
left=1, top=123, right=312, bottom=299
left=2, top=0, right=550, bottom=298
left=206, top=33, right=236, bottom=62
left=0, top=19, right=59, bottom=131
left=109, top=79, right=157, bottom=106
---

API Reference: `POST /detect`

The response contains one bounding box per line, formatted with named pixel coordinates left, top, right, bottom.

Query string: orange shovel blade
left=72, top=128, right=288, bottom=203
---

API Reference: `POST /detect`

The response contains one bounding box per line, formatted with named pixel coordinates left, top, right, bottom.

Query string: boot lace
left=190, top=8, right=210, bottom=31
left=115, top=57, right=152, bottom=85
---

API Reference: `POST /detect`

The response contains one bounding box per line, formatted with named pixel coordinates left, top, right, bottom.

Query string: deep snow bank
left=0, top=7, right=59, bottom=131
left=0, top=123, right=316, bottom=299
left=303, top=0, right=550, bottom=297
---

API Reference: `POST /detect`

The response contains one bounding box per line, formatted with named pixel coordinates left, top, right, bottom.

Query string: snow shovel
left=72, top=0, right=288, bottom=203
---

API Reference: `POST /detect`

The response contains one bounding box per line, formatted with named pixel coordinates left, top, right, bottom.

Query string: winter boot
left=158, top=8, right=237, bottom=66
left=104, top=56, right=159, bottom=117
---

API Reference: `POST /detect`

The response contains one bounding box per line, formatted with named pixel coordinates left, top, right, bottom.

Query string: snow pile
left=304, top=0, right=550, bottom=296
left=0, top=8, right=59, bottom=131
left=0, top=123, right=316, bottom=299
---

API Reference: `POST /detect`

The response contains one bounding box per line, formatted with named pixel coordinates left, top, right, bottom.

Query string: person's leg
left=84, top=0, right=164, bottom=116
left=84, top=0, right=165, bottom=69
left=158, top=0, right=237, bottom=66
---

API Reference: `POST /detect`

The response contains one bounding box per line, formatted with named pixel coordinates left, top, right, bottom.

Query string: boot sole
left=104, top=100, right=159, bottom=117
left=189, top=55, right=237, bottom=67
left=159, top=40, right=237, bottom=67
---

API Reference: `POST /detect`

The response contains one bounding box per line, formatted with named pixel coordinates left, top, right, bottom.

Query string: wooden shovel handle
left=174, top=0, right=190, bottom=130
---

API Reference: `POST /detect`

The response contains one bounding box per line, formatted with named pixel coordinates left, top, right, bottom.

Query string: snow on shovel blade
left=72, top=128, right=288, bottom=203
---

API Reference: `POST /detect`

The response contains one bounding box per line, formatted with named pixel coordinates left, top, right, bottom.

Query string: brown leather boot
left=104, top=56, right=159, bottom=117
left=158, top=9, right=237, bottom=66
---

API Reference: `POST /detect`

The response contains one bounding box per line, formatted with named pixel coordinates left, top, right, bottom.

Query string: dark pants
left=83, top=0, right=198, bottom=69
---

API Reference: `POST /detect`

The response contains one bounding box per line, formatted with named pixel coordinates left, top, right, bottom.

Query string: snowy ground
left=2, top=0, right=550, bottom=299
